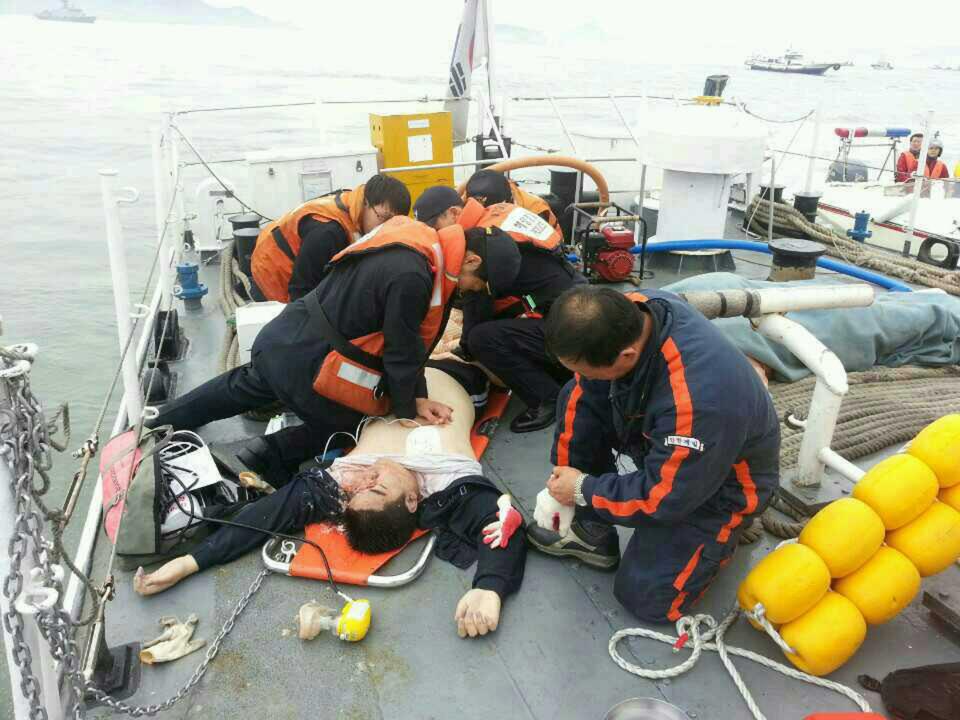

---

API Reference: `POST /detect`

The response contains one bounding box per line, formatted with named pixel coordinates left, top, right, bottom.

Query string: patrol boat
left=746, top=49, right=841, bottom=75
left=3, top=3, right=960, bottom=719
left=35, top=0, right=96, bottom=24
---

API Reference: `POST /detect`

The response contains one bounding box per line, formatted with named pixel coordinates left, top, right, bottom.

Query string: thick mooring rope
left=746, top=196, right=960, bottom=297
left=218, top=240, right=254, bottom=373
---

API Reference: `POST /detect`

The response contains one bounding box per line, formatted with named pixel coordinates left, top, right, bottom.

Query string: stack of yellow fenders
left=738, top=414, right=960, bottom=676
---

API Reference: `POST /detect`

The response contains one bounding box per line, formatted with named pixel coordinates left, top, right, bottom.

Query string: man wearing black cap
left=418, top=186, right=586, bottom=433
left=465, top=170, right=558, bottom=228
left=413, top=186, right=465, bottom=229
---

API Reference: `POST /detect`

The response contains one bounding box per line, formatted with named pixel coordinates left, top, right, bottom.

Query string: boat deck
left=85, top=249, right=960, bottom=719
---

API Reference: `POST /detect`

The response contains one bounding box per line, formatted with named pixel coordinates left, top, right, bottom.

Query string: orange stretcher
left=261, top=388, right=511, bottom=587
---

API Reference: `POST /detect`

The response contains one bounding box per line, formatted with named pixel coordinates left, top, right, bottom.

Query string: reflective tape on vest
left=337, top=360, right=382, bottom=390
left=430, top=242, right=444, bottom=307
left=500, top=207, right=555, bottom=243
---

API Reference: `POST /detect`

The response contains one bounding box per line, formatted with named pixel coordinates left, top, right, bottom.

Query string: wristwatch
left=573, top=472, right=588, bottom=507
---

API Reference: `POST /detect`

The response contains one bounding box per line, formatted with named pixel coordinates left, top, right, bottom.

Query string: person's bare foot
left=133, top=556, right=200, bottom=596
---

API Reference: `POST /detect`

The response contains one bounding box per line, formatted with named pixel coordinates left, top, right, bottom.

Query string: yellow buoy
left=939, top=483, right=960, bottom=514
left=886, top=501, right=960, bottom=576
left=798, top=498, right=885, bottom=578
left=907, top=414, right=960, bottom=488
left=833, top=546, right=920, bottom=625
left=737, top=543, right=831, bottom=624
left=852, top=454, right=939, bottom=530
left=780, top=591, right=867, bottom=677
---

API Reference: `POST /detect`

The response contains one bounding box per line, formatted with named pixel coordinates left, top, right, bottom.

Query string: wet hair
left=545, top=286, right=644, bottom=367
left=910, top=133, right=923, bottom=142
left=342, top=499, right=418, bottom=554
left=364, top=174, right=411, bottom=216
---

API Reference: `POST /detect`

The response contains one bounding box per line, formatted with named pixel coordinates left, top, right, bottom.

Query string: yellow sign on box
left=370, top=112, right=456, bottom=212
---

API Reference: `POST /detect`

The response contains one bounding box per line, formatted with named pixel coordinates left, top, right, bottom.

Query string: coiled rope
left=218, top=240, right=255, bottom=373
left=746, top=196, right=960, bottom=296
left=609, top=609, right=872, bottom=720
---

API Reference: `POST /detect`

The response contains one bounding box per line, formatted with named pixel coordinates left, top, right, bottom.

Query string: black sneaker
left=526, top=520, right=620, bottom=570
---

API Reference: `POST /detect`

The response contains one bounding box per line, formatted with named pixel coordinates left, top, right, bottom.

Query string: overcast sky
left=207, top=0, right=959, bottom=58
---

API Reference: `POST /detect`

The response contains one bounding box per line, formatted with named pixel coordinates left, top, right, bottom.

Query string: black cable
left=169, top=123, right=276, bottom=222
left=161, top=462, right=345, bottom=598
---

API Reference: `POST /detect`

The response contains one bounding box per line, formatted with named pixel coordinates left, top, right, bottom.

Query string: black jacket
left=461, top=250, right=585, bottom=351
left=255, top=246, right=432, bottom=419
left=418, top=474, right=526, bottom=599
left=287, top=217, right=351, bottom=302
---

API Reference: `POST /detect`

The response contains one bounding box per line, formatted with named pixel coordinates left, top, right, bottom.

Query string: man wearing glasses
left=251, top=174, right=411, bottom=303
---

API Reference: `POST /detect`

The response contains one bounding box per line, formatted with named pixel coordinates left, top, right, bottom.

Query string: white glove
left=482, top=494, right=524, bottom=549
left=534, top=487, right=574, bottom=536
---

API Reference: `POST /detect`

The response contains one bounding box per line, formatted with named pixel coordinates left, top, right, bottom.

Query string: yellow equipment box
left=370, top=112, right=455, bottom=212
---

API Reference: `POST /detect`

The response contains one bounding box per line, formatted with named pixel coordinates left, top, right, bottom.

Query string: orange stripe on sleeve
left=666, top=543, right=705, bottom=621
left=555, top=375, right=583, bottom=467
left=590, top=337, right=693, bottom=518
left=716, top=461, right=758, bottom=543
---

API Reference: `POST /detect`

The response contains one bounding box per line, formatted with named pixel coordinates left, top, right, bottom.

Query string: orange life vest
left=457, top=198, right=565, bottom=318
left=310, top=215, right=465, bottom=416
left=509, top=181, right=559, bottom=228
left=251, top=186, right=367, bottom=303
left=900, top=153, right=950, bottom=180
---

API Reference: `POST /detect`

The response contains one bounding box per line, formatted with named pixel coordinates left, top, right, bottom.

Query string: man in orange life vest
left=250, top=174, right=411, bottom=303
left=464, top=169, right=559, bottom=229
left=414, top=186, right=586, bottom=433
left=527, top=287, right=780, bottom=623
left=147, top=214, right=519, bottom=484
left=896, top=134, right=950, bottom=183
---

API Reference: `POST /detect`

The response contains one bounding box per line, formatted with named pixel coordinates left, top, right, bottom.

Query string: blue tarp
left=663, top=273, right=960, bottom=382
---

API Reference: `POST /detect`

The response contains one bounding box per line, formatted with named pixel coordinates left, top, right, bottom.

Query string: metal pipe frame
left=261, top=535, right=436, bottom=588
left=755, top=314, right=849, bottom=487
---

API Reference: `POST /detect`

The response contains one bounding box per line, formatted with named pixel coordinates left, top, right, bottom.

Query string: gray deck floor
left=86, top=248, right=960, bottom=720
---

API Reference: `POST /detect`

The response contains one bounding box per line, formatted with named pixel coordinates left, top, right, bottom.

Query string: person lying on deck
left=527, top=286, right=781, bottom=623
left=135, top=365, right=526, bottom=639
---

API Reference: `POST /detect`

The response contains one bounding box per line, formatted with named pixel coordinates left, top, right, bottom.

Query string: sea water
left=3, top=13, right=960, bottom=520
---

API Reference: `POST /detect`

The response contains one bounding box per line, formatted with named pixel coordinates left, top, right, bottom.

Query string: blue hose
left=629, top=239, right=913, bottom=292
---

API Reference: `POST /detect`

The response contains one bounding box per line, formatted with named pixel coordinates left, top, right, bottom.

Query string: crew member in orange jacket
left=414, top=186, right=585, bottom=433
left=250, top=174, right=411, bottom=303
left=896, top=135, right=949, bottom=183
left=148, top=215, right=519, bottom=484
left=464, top=169, right=559, bottom=228
left=895, top=133, right=924, bottom=182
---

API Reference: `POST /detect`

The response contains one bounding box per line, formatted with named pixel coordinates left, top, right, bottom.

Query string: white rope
left=743, top=603, right=795, bottom=655
left=608, top=609, right=872, bottom=720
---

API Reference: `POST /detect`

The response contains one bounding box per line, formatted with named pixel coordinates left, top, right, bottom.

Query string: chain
left=3, top=348, right=272, bottom=717
left=84, top=569, right=269, bottom=717
left=2, top=353, right=75, bottom=719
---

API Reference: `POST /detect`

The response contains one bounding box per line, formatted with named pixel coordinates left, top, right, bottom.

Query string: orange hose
left=457, top=155, right=610, bottom=205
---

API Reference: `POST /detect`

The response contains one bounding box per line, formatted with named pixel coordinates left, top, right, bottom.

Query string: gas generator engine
left=569, top=203, right=647, bottom=284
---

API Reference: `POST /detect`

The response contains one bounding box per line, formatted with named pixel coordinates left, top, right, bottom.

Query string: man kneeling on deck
left=527, top=287, right=780, bottom=623
left=135, top=366, right=526, bottom=639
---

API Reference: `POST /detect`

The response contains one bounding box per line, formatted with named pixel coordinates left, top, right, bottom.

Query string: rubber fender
left=799, top=498, right=885, bottom=578
left=781, top=591, right=867, bottom=677
left=907, top=414, right=960, bottom=488
left=852, top=454, right=939, bottom=530
left=886, top=500, right=960, bottom=576
left=737, top=543, right=831, bottom=625
left=833, top=546, right=920, bottom=625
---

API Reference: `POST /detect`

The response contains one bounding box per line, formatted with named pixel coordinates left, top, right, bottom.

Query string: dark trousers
left=191, top=470, right=333, bottom=570
left=465, top=318, right=569, bottom=409
left=150, top=362, right=362, bottom=473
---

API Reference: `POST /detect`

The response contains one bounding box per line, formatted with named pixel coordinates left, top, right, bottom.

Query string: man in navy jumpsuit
left=527, top=286, right=780, bottom=623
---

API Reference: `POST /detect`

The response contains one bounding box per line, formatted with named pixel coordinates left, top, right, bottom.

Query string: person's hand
left=482, top=494, right=523, bottom=549
left=547, top=466, right=582, bottom=507
left=415, top=398, right=454, bottom=425
left=454, top=589, right=501, bottom=638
